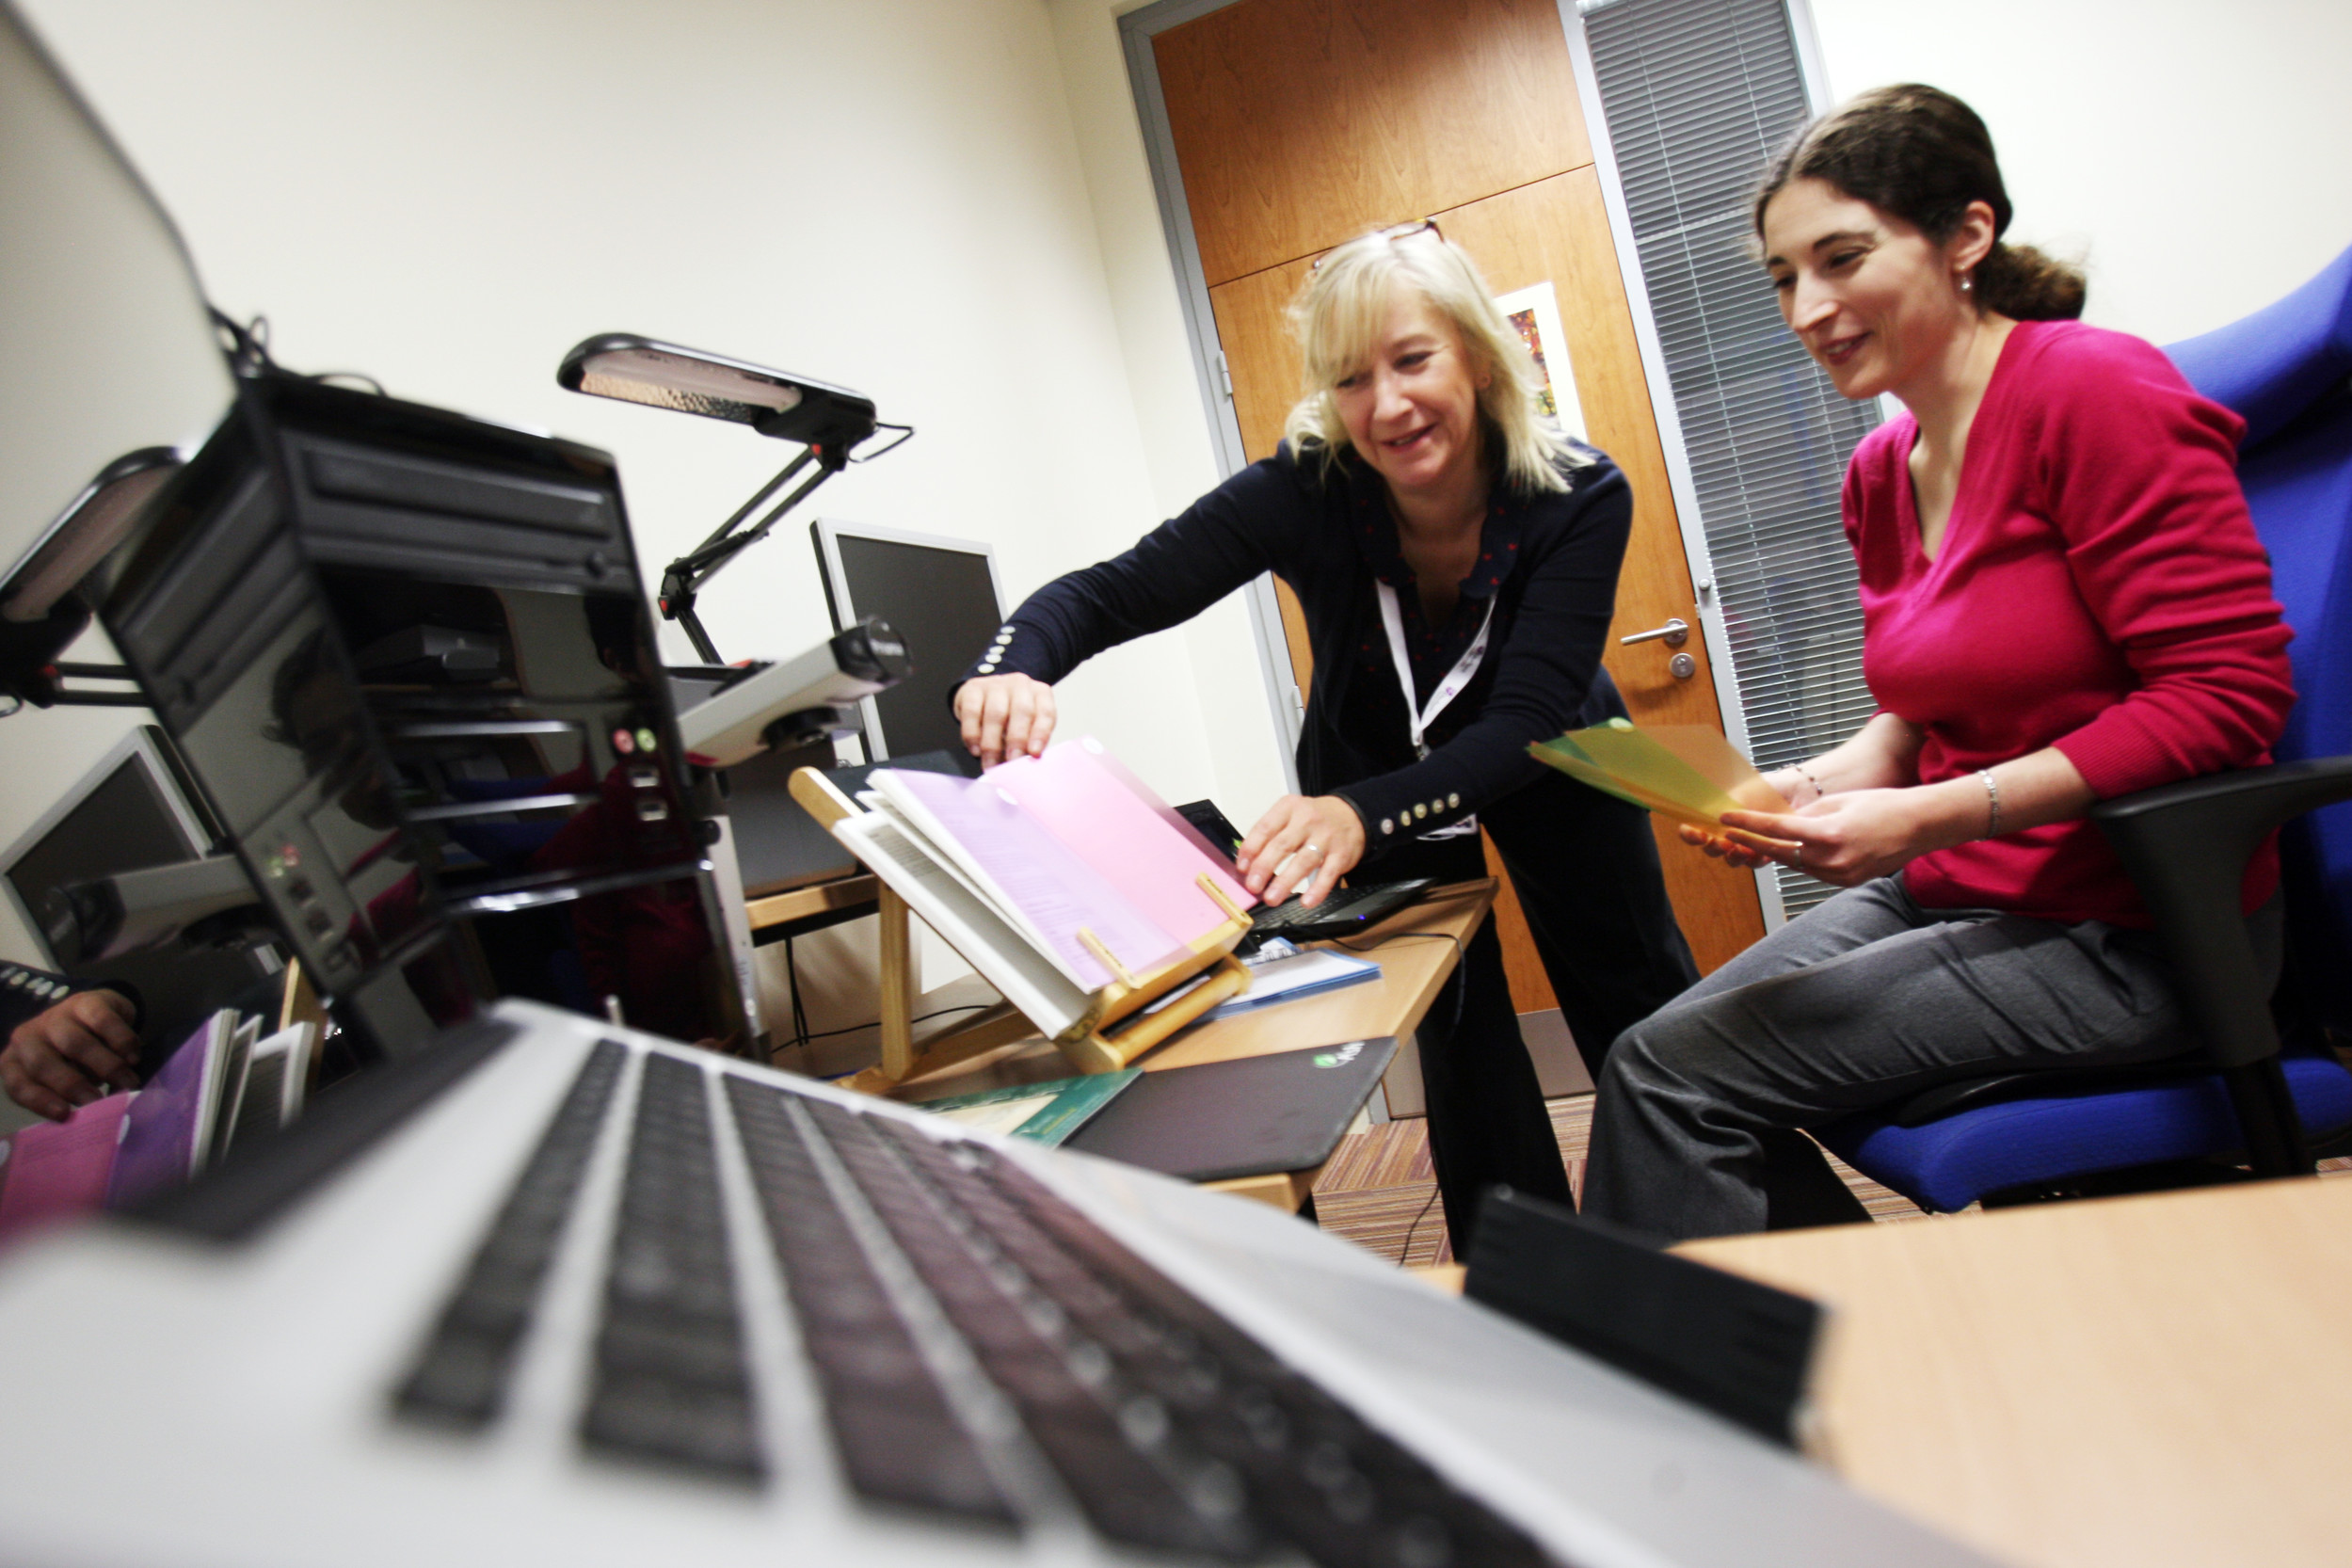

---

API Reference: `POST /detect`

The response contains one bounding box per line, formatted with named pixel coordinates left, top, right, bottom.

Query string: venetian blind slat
left=1585, top=0, right=1878, bottom=914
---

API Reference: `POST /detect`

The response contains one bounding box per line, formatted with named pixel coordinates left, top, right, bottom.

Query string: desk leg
left=877, top=884, right=915, bottom=1081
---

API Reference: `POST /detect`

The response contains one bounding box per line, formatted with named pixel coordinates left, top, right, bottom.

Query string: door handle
left=1619, top=617, right=1688, bottom=648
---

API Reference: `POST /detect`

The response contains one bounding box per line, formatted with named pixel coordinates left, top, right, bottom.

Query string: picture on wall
left=1493, top=280, right=1587, bottom=445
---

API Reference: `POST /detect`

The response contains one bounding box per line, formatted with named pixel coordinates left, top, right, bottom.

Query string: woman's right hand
left=953, top=672, right=1057, bottom=767
left=1677, top=761, right=1816, bottom=866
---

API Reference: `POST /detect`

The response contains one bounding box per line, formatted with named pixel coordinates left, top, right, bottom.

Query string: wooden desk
left=1669, top=1177, right=2352, bottom=1568
left=890, top=879, right=1497, bottom=1209
left=744, top=873, right=879, bottom=940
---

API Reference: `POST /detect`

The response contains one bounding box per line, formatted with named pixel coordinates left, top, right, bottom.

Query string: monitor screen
left=1, top=728, right=276, bottom=1058
left=0, top=5, right=234, bottom=603
left=811, top=520, right=1003, bottom=764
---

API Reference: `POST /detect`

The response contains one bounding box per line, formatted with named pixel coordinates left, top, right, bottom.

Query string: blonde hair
left=1281, top=225, right=1585, bottom=494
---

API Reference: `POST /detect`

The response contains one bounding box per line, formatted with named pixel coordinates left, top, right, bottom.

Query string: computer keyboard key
left=580, top=1055, right=764, bottom=1485
left=1022, top=1411, right=1256, bottom=1559
left=828, top=1401, right=1018, bottom=1523
left=579, top=1376, right=762, bottom=1481
left=391, top=1040, right=625, bottom=1431
left=825, top=1116, right=1263, bottom=1560
left=966, top=1149, right=1567, bottom=1568
left=723, top=1079, right=1018, bottom=1525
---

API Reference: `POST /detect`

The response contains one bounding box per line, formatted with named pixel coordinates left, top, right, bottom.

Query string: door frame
left=1119, top=0, right=1304, bottom=792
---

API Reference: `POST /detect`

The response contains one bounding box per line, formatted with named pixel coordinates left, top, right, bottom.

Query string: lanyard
left=1375, top=581, right=1496, bottom=840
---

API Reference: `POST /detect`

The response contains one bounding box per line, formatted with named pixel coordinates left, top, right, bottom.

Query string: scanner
left=676, top=616, right=911, bottom=769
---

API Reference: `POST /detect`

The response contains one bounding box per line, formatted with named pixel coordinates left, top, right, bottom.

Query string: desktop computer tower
left=92, top=372, right=751, bottom=1061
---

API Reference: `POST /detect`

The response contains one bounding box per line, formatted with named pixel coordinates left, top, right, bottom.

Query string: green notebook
left=911, top=1070, right=1141, bottom=1145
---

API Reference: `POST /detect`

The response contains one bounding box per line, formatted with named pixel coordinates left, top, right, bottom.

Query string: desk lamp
left=0, top=446, right=184, bottom=712
left=557, top=334, right=899, bottom=664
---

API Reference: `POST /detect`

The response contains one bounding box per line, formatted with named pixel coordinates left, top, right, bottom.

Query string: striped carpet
left=1311, top=1093, right=2352, bottom=1266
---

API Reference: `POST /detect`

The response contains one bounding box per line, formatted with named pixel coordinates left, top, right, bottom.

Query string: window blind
left=1583, top=0, right=1880, bottom=913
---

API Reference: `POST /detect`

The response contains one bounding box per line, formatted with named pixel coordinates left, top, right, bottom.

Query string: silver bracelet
left=1978, top=768, right=2002, bottom=838
left=1790, top=763, right=1827, bottom=804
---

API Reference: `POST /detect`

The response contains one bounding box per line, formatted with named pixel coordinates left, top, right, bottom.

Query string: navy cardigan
left=956, top=442, right=1632, bottom=863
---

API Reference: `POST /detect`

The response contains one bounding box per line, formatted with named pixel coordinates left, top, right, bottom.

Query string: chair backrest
left=2168, top=246, right=2352, bottom=1036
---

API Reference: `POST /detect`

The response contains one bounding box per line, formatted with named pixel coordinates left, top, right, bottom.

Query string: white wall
left=1804, top=0, right=2352, bottom=345
left=1044, top=0, right=1291, bottom=815
left=0, top=1, right=1294, bottom=1032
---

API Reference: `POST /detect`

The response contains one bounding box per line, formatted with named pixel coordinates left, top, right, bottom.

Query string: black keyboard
left=1248, top=878, right=1436, bottom=946
left=393, top=1046, right=1560, bottom=1567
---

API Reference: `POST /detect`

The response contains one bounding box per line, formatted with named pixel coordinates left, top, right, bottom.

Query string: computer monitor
left=810, top=518, right=1003, bottom=764
left=0, top=727, right=277, bottom=1056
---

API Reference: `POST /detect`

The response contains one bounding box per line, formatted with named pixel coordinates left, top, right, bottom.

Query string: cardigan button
left=1380, top=818, right=1395, bottom=836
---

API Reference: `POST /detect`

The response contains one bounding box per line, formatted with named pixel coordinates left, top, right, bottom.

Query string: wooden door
left=1157, top=0, right=1765, bottom=983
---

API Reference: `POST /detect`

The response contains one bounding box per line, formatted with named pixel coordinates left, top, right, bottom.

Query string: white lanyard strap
left=1374, top=581, right=1496, bottom=841
left=1375, top=580, right=1497, bottom=759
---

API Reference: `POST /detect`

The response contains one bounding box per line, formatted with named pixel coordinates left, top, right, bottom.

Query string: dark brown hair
left=1753, top=84, right=2085, bottom=321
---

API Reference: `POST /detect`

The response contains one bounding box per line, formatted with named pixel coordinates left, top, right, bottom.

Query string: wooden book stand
left=789, top=767, right=1252, bottom=1095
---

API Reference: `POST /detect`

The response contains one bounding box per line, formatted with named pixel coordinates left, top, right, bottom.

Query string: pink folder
left=883, top=768, right=1186, bottom=990
left=985, top=740, right=1256, bottom=945
left=0, top=1094, right=135, bottom=1242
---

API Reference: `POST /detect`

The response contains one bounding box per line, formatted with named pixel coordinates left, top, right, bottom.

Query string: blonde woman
left=952, top=224, right=1696, bottom=1249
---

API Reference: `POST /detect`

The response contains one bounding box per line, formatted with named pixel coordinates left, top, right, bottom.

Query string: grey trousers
left=1580, top=875, right=2281, bottom=1241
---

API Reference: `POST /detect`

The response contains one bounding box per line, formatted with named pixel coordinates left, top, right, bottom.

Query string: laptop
left=0, top=999, right=1992, bottom=1567
left=1174, top=801, right=1435, bottom=949
left=1066, top=1038, right=1400, bottom=1183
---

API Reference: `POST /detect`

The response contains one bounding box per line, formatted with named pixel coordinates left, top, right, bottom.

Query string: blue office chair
left=1811, top=245, right=2352, bottom=1214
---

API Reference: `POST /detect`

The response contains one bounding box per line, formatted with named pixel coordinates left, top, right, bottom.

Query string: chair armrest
left=2092, top=757, right=2352, bottom=1068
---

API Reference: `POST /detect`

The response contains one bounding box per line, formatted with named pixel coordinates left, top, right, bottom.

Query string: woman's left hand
left=1720, top=787, right=1967, bottom=888
left=1236, top=794, right=1366, bottom=907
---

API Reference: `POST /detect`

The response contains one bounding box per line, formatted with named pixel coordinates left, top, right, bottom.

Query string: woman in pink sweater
left=1579, top=85, right=2296, bottom=1240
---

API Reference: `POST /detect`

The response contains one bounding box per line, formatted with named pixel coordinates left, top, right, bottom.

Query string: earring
left=1960, top=273, right=1975, bottom=294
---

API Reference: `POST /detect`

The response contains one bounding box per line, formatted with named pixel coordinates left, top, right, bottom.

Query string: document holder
left=789, top=767, right=1251, bottom=1094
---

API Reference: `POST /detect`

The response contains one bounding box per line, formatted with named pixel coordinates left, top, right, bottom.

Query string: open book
left=1529, top=719, right=1790, bottom=831
left=0, top=1011, right=319, bottom=1238
left=822, top=738, right=1258, bottom=1048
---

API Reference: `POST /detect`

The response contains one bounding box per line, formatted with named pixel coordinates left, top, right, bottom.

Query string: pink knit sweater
left=1846, top=318, right=2296, bottom=927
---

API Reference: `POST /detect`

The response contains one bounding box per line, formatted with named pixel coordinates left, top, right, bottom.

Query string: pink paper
left=884, top=769, right=1185, bottom=989
left=0, top=1094, right=135, bottom=1242
left=986, top=742, right=1256, bottom=944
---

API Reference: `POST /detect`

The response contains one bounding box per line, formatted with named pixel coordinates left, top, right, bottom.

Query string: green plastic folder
left=1529, top=719, right=1789, bottom=830
left=910, top=1070, right=1140, bottom=1145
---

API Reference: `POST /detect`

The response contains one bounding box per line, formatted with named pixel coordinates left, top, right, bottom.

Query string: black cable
left=850, top=421, right=915, bottom=462
left=782, top=935, right=812, bottom=1052
left=1396, top=1182, right=1444, bottom=1266
left=802, top=1003, right=990, bottom=1046
left=208, top=308, right=386, bottom=398
left=210, top=308, right=271, bottom=377
left=775, top=931, right=989, bottom=1057
left=1336, top=927, right=1471, bottom=1256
